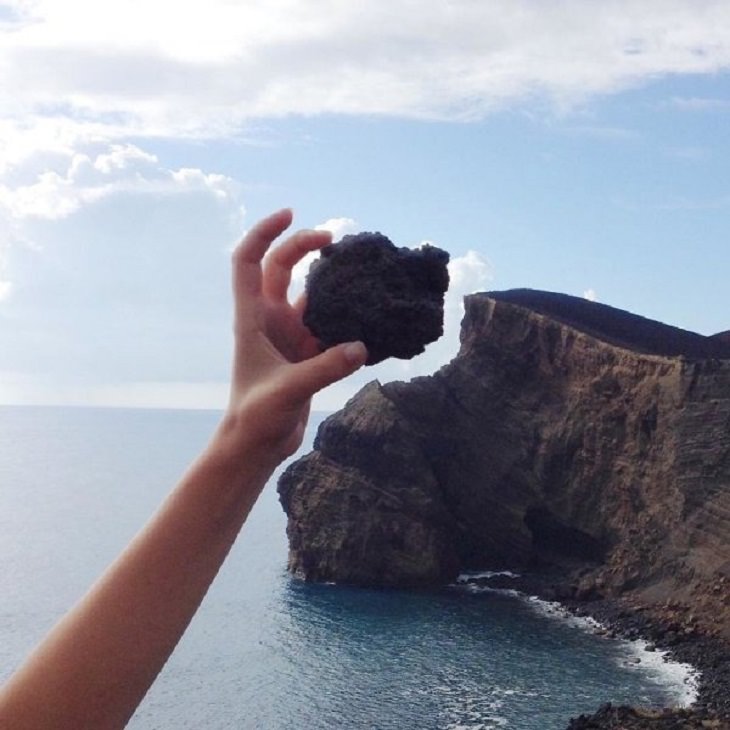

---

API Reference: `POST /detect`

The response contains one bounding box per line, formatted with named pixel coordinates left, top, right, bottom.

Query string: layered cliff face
left=278, top=291, right=730, bottom=636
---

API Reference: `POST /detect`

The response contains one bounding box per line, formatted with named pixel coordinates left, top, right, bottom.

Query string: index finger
left=232, top=209, right=294, bottom=299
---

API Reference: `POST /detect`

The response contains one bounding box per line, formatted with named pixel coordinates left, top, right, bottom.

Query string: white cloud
left=584, top=288, right=598, bottom=302
left=0, top=142, right=239, bottom=220
left=1, top=0, right=730, bottom=150
left=315, top=217, right=358, bottom=241
left=435, top=248, right=495, bottom=363
left=448, top=249, right=494, bottom=292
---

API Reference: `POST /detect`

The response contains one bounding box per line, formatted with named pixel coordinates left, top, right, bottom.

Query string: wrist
left=174, top=420, right=275, bottom=527
left=209, top=409, right=284, bottom=475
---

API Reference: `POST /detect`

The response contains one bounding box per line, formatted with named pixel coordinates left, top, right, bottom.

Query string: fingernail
left=343, top=341, right=367, bottom=367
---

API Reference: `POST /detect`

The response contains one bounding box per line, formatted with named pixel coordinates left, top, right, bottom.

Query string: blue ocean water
left=0, top=406, right=695, bottom=729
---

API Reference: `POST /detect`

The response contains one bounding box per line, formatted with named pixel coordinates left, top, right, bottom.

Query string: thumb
left=281, top=341, right=368, bottom=403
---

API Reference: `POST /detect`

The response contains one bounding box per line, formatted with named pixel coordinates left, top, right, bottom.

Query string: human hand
left=221, top=209, right=367, bottom=465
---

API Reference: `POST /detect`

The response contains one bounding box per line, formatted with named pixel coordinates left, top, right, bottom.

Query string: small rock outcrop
left=278, top=290, right=730, bottom=641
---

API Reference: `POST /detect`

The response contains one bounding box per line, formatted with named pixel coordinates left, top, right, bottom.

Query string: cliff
left=278, top=290, right=730, bottom=641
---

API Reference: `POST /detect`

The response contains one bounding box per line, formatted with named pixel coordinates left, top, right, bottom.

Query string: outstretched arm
left=0, top=209, right=367, bottom=730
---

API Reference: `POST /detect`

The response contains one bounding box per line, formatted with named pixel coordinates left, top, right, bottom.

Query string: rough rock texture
left=568, top=704, right=729, bottom=728
left=303, top=233, right=449, bottom=365
left=279, top=290, right=730, bottom=638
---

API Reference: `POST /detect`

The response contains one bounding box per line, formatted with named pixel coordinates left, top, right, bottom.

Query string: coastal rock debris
left=303, top=232, right=450, bottom=365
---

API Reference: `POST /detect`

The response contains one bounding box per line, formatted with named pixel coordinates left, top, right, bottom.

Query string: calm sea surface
left=0, top=406, right=695, bottom=729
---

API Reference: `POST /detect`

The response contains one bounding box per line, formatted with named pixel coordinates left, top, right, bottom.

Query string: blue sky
left=1, top=1, right=729, bottom=409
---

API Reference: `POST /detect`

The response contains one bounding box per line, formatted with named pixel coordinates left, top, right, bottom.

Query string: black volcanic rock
left=713, top=330, right=730, bottom=346
left=303, top=232, right=449, bottom=365
left=567, top=703, right=719, bottom=728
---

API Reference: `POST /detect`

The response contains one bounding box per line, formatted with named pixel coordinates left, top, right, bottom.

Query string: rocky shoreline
left=460, top=572, right=730, bottom=728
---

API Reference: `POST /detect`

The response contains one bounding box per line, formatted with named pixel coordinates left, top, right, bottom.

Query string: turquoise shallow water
left=0, top=406, right=694, bottom=729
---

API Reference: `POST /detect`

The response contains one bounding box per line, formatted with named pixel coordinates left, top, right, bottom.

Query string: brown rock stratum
left=279, top=290, right=730, bottom=642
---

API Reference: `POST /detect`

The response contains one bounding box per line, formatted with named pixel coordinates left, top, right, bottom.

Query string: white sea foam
left=426, top=678, right=510, bottom=729
left=520, top=595, right=699, bottom=706
left=459, top=583, right=523, bottom=598
left=617, top=638, right=699, bottom=707
left=450, top=580, right=700, bottom=708
left=522, top=594, right=699, bottom=707
left=456, top=570, right=521, bottom=583
left=523, top=594, right=603, bottom=632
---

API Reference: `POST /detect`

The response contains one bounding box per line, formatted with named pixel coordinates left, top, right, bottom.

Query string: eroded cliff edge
left=278, top=290, right=730, bottom=642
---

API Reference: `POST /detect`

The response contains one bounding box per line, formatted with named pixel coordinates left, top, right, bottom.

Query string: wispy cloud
left=3, top=1, right=730, bottom=148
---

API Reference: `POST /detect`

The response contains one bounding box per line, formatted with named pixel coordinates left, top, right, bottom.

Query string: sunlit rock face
left=279, top=290, right=730, bottom=637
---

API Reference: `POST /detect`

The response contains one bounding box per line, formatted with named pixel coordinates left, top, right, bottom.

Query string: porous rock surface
left=567, top=703, right=729, bottom=728
left=303, top=233, right=449, bottom=365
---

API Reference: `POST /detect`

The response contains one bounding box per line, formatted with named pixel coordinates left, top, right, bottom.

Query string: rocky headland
left=278, top=289, right=730, bottom=727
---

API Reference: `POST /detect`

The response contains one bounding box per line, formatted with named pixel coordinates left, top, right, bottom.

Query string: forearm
left=0, top=209, right=367, bottom=730
left=0, top=417, right=273, bottom=730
